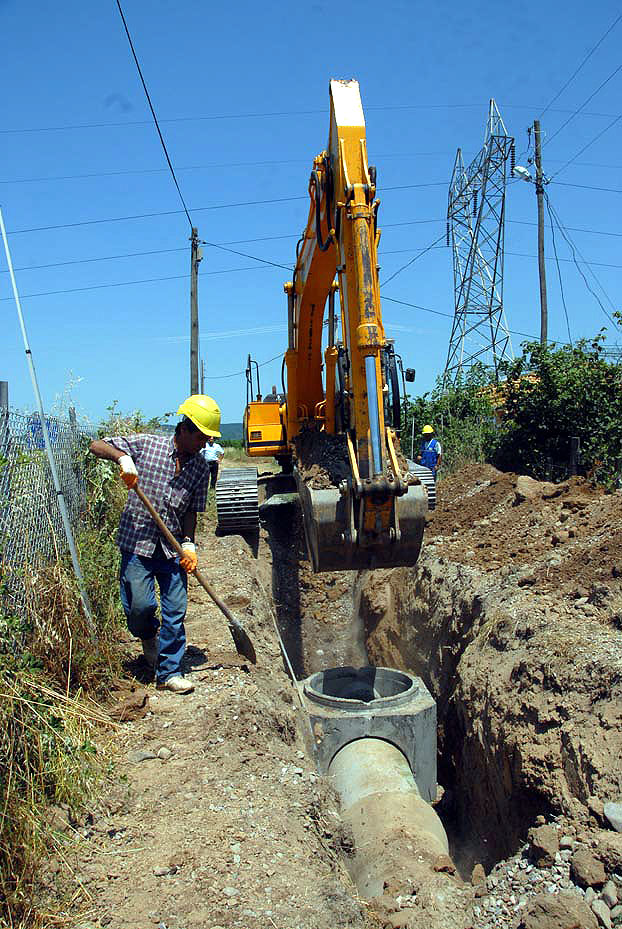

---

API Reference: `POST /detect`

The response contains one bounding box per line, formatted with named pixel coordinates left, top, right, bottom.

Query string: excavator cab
left=243, top=355, right=289, bottom=464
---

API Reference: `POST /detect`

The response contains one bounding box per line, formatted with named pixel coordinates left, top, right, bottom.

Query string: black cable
left=543, top=61, right=622, bottom=148
left=379, top=233, right=448, bottom=287
left=7, top=183, right=438, bottom=237
left=553, top=180, right=622, bottom=194
left=115, top=0, right=193, bottom=226
left=546, top=195, right=620, bottom=328
left=539, top=12, right=622, bottom=120
left=0, top=264, right=283, bottom=302
left=203, top=351, right=283, bottom=380
left=549, top=113, right=622, bottom=180
left=201, top=240, right=291, bottom=272
left=4, top=101, right=622, bottom=136
left=544, top=193, right=573, bottom=345
left=381, top=294, right=571, bottom=346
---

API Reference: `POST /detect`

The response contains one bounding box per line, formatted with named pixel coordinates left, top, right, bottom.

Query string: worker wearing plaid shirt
left=89, top=396, right=220, bottom=694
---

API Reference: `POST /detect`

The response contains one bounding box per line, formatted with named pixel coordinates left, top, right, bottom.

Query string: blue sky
left=2, top=0, right=621, bottom=426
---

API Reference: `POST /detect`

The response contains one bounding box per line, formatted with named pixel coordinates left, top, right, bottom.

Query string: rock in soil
left=570, top=848, right=607, bottom=888
left=517, top=892, right=599, bottom=929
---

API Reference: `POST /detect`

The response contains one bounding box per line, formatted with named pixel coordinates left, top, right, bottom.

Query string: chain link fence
left=0, top=408, right=87, bottom=621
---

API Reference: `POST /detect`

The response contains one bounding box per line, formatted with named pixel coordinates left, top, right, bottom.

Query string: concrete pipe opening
left=304, top=665, right=416, bottom=708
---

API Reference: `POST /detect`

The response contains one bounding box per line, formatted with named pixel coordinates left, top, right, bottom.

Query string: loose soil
left=38, top=461, right=622, bottom=929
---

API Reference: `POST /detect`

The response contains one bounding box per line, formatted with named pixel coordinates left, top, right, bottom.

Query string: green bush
left=401, top=365, right=497, bottom=475
left=492, top=337, right=622, bottom=485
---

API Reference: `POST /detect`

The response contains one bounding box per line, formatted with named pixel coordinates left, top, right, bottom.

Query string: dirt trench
left=358, top=464, right=622, bottom=876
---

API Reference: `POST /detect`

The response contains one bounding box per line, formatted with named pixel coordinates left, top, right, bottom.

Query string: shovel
left=133, top=485, right=257, bottom=665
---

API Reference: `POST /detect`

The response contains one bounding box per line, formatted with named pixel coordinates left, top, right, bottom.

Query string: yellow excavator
left=232, top=79, right=430, bottom=572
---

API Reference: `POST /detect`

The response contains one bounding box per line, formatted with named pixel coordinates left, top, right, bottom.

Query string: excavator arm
left=244, top=79, right=427, bottom=571
left=285, top=79, right=427, bottom=571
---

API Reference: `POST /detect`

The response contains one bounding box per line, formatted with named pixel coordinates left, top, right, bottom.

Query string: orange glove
left=118, top=454, right=138, bottom=489
left=180, top=541, right=198, bottom=573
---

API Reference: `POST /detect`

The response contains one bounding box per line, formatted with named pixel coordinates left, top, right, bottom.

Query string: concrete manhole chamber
left=303, top=666, right=437, bottom=802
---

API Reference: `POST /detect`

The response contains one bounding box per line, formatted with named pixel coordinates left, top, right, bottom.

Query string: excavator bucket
left=296, top=474, right=428, bottom=573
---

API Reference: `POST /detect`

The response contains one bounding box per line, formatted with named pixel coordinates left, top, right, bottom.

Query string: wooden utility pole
left=534, top=120, right=548, bottom=347
left=189, top=227, right=202, bottom=394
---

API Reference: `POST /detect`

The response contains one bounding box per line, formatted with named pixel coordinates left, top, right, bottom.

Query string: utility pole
left=534, top=120, right=548, bottom=347
left=189, top=227, right=202, bottom=394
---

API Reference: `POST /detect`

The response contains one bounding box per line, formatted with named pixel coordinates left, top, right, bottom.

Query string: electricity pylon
left=443, top=100, right=514, bottom=388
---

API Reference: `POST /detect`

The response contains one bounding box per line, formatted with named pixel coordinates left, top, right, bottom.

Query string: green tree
left=492, top=336, right=622, bottom=485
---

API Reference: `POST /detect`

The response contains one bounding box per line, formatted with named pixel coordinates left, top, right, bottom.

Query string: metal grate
left=0, top=408, right=87, bottom=625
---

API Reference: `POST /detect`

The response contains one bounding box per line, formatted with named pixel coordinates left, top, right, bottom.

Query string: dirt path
left=43, top=502, right=378, bottom=929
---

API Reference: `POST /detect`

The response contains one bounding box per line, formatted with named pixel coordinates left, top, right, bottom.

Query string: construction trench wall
left=357, top=526, right=622, bottom=872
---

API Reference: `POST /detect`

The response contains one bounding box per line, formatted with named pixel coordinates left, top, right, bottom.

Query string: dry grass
left=0, top=673, right=115, bottom=927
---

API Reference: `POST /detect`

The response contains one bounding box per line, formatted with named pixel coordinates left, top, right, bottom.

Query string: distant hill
left=220, top=422, right=243, bottom=440
left=156, top=421, right=242, bottom=440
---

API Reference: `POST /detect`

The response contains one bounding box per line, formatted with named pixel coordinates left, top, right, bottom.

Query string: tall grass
left=0, top=442, right=126, bottom=927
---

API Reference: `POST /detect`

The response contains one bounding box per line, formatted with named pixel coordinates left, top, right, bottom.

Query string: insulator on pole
left=473, top=189, right=478, bottom=216
left=510, top=143, right=516, bottom=174
left=446, top=221, right=450, bottom=246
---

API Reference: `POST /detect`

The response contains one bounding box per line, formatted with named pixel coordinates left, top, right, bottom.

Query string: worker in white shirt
left=201, top=435, right=225, bottom=489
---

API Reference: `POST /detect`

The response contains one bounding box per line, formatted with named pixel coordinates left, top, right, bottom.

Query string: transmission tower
left=443, top=100, right=515, bottom=387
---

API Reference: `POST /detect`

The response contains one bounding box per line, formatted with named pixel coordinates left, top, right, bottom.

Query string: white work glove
left=118, top=454, right=138, bottom=489
left=180, top=541, right=198, bottom=574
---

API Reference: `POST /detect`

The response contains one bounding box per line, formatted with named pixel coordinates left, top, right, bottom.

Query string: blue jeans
left=120, top=550, right=188, bottom=683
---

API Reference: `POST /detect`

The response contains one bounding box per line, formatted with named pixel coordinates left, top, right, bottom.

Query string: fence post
left=569, top=436, right=580, bottom=477
left=0, top=381, right=8, bottom=458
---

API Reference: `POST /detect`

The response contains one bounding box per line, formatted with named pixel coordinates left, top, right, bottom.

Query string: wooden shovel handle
left=133, top=485, right=242, bottom=629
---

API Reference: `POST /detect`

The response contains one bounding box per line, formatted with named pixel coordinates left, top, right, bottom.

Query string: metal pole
left=190, top=227, right=202, bottom=394
left=200, top=358, right=205, bottom=394
left=0, top=208, right=97, bottom=641
left=534, top=120, right=548, bottom=347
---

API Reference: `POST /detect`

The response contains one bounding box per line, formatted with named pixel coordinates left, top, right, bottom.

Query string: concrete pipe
left=328, top=737, right=449, bottom=899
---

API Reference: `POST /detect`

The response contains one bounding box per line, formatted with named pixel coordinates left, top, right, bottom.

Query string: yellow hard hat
left=422, top=424, right=435, bottom=435
left=177, top=394, right=221, bottom=437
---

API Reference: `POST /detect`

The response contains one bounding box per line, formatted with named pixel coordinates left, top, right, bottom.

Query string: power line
left=549, top=112, right=622, bottom=180
left=381, top=294, right=571, bottom=346
left=545, top=196, right=573, bottom=344
left=543, top=62, right=622, bottom=149
left=538, top=12, right=622, bottom=120
left=379, top=233, right=448, bottom=287
left=4, top=102, right=622, bottom=136
left=0, top=152, right=455, bottom=187
left=545, top=193, right=620, bottom=329
left=6, top=184, right=445, bottom=237
left=203, top=351, right=283, bottom=380
left=0, top=263, right=283, bottom=302
left=115, top=0, right=192, bottom=226
left=553, top=180, right=622, bottom=194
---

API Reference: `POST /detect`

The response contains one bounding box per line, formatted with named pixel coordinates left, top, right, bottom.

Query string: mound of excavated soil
left=360, top=462, right=622, bottom=884
left=427, top=462, right=620, bottom=602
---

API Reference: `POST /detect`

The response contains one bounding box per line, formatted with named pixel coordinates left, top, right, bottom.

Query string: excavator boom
left=244, top=79, right=428, bottom=572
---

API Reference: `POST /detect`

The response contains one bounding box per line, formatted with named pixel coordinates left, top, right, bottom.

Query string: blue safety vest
left=420, top=438, right=440, bottom=470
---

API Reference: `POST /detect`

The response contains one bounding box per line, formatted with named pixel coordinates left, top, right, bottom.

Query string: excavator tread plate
left=216, top=468, right=259, bottom=532
left=407, top=461, right=436, bottom=510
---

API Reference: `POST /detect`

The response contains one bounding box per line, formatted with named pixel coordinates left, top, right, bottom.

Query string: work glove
left=118, top=454, right=138, bottom=489
left=180, top=541, right=198, bottom=574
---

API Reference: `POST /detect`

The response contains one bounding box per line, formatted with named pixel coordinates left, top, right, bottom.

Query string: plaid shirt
left=104, top=434, right=209, bottom=558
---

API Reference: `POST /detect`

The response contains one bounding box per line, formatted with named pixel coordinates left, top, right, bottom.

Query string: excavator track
left=216, top=467, right=259, bottom=533
left=407, top=461, right=437, bottom=510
